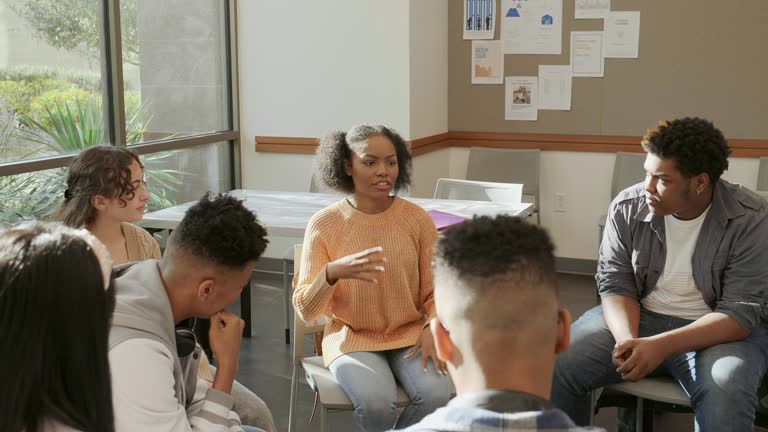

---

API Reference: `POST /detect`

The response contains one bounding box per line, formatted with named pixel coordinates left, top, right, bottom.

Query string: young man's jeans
left=329, top=346, right=453, bottom=432
left=551, top=305, right=768, bottom=432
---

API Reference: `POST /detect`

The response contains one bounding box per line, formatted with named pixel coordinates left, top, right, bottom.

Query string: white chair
left=465, top=148, right=540, bottom=224
left=757, top=157, right=768, bottom=192
left=287, top=244, right=412, bottom=432
left=598, top=152, right=647, bottom=245
left=309, top=174, right=322, bottom=193
left=433, top=178, right=523, bottom=205
left=591, top=377, right=689, bottom=431
left=592, top=376, right=768, bottom=431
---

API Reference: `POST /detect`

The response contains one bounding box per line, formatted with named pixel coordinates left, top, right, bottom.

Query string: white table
left=140, top=189, right=534, bottom=236
left=140, top=190, right=533, bottom=340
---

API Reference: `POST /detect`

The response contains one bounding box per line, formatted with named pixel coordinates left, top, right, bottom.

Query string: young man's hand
left=208, top=311, right=244, bottom=393
left=613, top=336, right=669, bottom=382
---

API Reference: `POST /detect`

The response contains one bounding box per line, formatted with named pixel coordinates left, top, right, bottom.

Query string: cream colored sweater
left=293, top=197, right=438, bottom=366
left=122, top=222, right=161, bottom=264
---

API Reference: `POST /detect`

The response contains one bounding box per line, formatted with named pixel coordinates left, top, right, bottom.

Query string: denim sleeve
left=715, top=214, right=768, bottom=333
left=596, top=202, right=640, bottom=300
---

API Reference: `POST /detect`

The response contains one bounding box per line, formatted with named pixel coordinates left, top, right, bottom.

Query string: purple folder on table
left=427, top=210, right=466, bottom=231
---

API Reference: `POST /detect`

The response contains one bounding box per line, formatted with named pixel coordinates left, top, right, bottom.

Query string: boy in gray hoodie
left=109, top=192, right=268, bottom=432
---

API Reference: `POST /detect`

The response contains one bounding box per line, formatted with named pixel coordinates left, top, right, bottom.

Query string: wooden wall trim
left=256, top=132, right=768, bottom=157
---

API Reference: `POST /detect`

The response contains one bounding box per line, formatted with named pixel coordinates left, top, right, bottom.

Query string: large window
left=0, top=0, right=238, bottom=227
left=0, top=0, right=107, bottom=163
left=122, top=0, right=231, bottom=143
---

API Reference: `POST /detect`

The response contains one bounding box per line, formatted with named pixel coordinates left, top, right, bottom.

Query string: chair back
left=466, top=148, right=540, bottom=207
left=758, top=157, right=768, bottom=192
left=433, top=178, right=523, bottom=205
left=309, top=173, right=322, bottom=193
left=611, top=152, right=647, bottom=199
left=292, top=244, right=327, bottom=366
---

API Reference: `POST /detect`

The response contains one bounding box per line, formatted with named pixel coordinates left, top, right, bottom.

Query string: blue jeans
left=329, top=346, right=453, bottom=432
left=551, top=305, right=768, bottom=432
left=241, top=426, right=265, bottom=432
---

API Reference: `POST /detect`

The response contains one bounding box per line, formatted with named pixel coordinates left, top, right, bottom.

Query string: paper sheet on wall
left=471, top=40, right=504, bottom=84
left=505, top=76, right=538, bottom=120
left=570, top=31, right=604, bottom=77
left=538, top=65, right=571, bottom=110
left=603, top=11, right=640, bottom=58
left=464, top=0, right=496, bottom=40
left=501, top=0, right=562, bottom=55
left=575, top=0, right=610, bottom=19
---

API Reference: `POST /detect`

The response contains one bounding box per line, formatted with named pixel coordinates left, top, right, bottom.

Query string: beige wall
left=448, top=0, right=768, bottom=139
left=444, top=0, right=768, bottom=260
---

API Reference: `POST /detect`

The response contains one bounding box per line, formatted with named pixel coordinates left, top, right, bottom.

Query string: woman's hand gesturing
left=326, top=246, right=387, bottom=285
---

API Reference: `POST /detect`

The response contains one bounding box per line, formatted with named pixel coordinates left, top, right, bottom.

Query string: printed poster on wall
left=570, top=31, right=604, bottom=77
left=471, top=40, right=504, bottom=84
left=538, top=65, right=571, bottom=110
left=575, top=0, right=610, bottom=19
left=505, top=76, right=538, bottom=121
left=501, top=0, right=562, bottom=55
left=464, top=0, right=496, bottom=40
left=604, top=11, right=641, bottom=58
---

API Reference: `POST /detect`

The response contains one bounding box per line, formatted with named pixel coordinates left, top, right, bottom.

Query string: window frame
left=0, top=0, right=241, bottom=191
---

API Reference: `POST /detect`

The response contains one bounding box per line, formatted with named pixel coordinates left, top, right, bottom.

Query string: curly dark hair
left=437, top=215, right=556, bottom=284
left=641, top=117, right=731, bottom=183
left=313, top=124, right=412, bottom=194
left=170, top=192, right=268, bottom=268
left=57, top=145, right=143, bottom=228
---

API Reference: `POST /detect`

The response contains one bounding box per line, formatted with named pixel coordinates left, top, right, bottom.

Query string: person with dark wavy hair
left=57, top=145, right=160, bottom=265
left=397, top=215, right=595, bottom=432
left=108, top=192, right=270, bottom=432
left=294, top=125, right=451, bottom=432
left=552, top=117, right=768, bottom=431
left=0, top=222, right=115, bottom=432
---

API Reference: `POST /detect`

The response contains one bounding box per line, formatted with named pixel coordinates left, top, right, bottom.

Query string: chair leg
left=309, top=391, right=319, bottom=423
left=588, top=389, right=598, bottom=425
left=288, top=366, right=299, bottom=432
left=320, top=406, right=329, bottom=432
left=635, top=397, right=644, bottom=432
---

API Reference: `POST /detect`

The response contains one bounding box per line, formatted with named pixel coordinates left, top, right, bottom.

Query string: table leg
left=283, top=259, right=291, bottom=345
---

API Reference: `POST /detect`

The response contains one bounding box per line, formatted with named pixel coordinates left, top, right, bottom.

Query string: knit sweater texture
left=293, top=197, right=438, bottom=366
left=123, top=222, right=161, bottom=263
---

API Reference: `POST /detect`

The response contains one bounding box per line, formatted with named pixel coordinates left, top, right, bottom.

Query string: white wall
left=238, top=0, right=413, bottom=191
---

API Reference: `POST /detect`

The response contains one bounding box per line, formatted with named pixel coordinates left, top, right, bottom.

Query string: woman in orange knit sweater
left=293, top=125, right=452, bottom=431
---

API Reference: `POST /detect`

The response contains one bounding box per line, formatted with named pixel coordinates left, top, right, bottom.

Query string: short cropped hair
left=170, top=192, right=268, bottom=268
left=434, top=215, right=559, bottom=352
left=313, top=124, right=412, bottom=194
left=437, top=214, right=556, bottom=284
left=641, top=117, right=731, bottom=183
